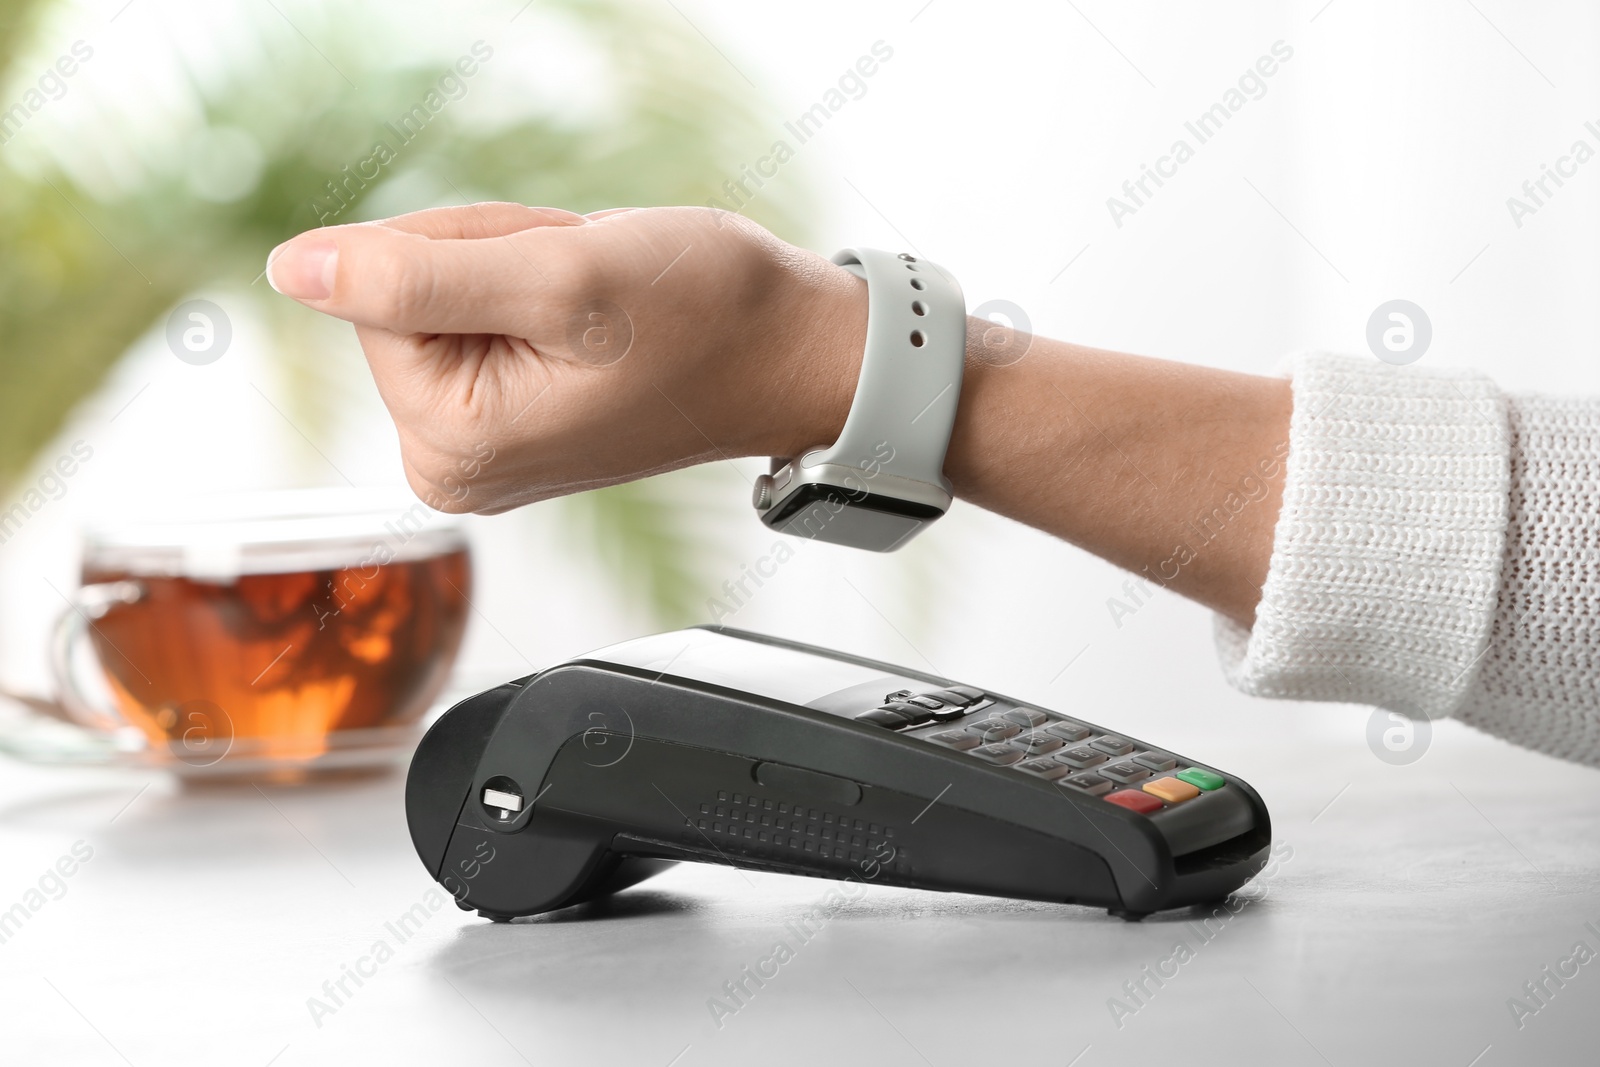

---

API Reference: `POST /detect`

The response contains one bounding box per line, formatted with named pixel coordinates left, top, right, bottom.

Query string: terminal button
left=1100, top=761, right=1151, bottom=785
left=1017, top=758, right=1073, bottom=780
left=924, top=701, right=971, bottom=722
left=928, top=730, right=980, bottom=751
left=856, top=707, right=915, bottom=729
left=1143, top=777, right=1201, bottom=803
left=1061, top=773, right=1113, bottom=796
left=966, top=720, right=1022, bottom=742
left=970, top=742, right=1027, bottom=766
left=1176, top=767, right=1226, bottom=791
left=1016, top=733, right=1065, bottom=755
left=1056, top=746, right=1108, bottom=769
left=1104, top=790, right=1163, bottom=815
left=1044, top=721, right=1093, bottom=743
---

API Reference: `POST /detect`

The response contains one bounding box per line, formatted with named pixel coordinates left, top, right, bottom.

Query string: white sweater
left=1216, top=353, right=1600, bottom=766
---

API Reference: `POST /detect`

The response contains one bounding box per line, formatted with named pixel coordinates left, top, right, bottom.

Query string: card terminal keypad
left=853, top=686, right=1231, bottom=820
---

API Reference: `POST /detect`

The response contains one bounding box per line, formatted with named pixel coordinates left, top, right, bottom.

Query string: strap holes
left=909, top=278, right=926, bottom=290
left=910, top=330, right=926, bottom=347
left=911, top=302, right=927, bottom=316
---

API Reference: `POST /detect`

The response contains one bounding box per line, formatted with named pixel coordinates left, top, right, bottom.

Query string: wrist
left=941, top=315, right=1026, bottom=502
left=751, top=249, right=867, bottom=461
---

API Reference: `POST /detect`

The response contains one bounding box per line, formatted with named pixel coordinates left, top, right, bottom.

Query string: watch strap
left=808, top=248, right=966, bottom=490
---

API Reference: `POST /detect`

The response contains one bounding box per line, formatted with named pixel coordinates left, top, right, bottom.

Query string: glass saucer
left=0, top=692, right=423, bottom=780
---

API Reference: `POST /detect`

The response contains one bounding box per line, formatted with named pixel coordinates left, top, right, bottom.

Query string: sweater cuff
left=1215, top=352, right=1511, bottom=718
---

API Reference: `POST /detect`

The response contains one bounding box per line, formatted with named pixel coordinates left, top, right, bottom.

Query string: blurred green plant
left=0, top=0, right=806, bottom=626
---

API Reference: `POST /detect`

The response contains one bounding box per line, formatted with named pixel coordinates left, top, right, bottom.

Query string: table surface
left=2, top=725, right=1596, bottom=1067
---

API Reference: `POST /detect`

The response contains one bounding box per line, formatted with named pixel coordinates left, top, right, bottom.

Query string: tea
left=83, top=549, right=470, bottom=761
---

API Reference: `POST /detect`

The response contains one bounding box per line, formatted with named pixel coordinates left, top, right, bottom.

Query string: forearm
left=945, top=325, right=1291, bottom=626
left=772, top=262, right=1291, bottom=625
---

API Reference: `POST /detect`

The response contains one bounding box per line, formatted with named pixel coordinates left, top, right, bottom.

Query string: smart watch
left=751, top=247, right=966, bottom=552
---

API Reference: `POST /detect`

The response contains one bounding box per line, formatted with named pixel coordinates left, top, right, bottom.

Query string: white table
left=2, top=729, right=1596, bottom=1066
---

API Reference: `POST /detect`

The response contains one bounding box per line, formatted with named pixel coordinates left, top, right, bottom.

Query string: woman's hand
left=266, top=204, right=866, bottom=512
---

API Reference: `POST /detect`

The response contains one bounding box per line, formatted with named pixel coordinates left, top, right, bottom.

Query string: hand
left=265, top=204, right=866, bottom=512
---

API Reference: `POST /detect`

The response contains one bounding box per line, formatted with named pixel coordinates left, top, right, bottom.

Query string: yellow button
left=1143, top=777, right=1200, bottom=803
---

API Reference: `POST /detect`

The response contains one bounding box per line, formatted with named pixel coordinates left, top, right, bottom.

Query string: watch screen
left=763, top=483, right=941, bottom=552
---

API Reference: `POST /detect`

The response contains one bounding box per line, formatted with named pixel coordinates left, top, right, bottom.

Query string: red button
left=1104, top=789, right=1163, bottom=814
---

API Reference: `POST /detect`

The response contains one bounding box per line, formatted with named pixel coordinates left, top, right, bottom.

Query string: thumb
left=266, top=222, right=559, bottom=335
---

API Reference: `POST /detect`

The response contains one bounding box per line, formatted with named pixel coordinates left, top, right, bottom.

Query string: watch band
left=805, top=248, right=966, bottom=488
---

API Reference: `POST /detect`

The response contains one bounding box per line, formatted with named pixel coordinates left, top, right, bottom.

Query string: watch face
left=761, top=482, right=943, bottom=552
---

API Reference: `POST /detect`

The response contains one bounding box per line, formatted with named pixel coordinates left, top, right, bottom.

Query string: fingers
left=378, top=202, right=588, bottom=240
left=266, top=221, right=574, bottom=335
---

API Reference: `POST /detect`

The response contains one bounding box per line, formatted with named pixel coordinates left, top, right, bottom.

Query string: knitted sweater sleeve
left=1214, top=353, right=1600, bottom=766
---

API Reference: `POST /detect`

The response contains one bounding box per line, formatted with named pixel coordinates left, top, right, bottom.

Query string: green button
left=1176, top=767, right=1225, bottom=791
